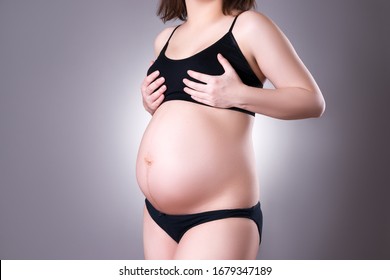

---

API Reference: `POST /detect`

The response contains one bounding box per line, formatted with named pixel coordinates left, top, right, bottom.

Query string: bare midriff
left=136, top=100, right=259, bottom=214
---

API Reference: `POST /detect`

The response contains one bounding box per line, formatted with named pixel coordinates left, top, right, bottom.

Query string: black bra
left=147, top=13, right=263, bottom=116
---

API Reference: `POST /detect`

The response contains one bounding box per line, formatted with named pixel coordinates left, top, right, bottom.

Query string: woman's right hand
left=141, top=65, right=166, bottom=115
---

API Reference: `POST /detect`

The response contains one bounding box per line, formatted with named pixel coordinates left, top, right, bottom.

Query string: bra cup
left=146, top=14, right=262, bottom=116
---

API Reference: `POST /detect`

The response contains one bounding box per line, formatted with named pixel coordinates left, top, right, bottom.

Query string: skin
left=139, top=0, right=325, bottom=260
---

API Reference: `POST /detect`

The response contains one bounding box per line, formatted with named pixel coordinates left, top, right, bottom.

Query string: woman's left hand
left=183, top=53, right=243, bottom=108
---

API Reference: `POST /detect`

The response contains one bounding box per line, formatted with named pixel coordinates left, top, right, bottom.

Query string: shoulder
left=233, top=10, right=291, bottom=55
left=235, top=10, right=282, bottom=40
left=153, top=25, right=178, bottom=57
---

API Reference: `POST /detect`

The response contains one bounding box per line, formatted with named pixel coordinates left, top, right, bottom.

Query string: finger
left=183, top=86, right=210, bottom=100
left=183, top=78, right=207, bottom=92
left=149, top=85, right=166, bottom=102
left=152, top=92, right=165, bottom=106
left=187, top=70, right=212, bottom=84
left=142, top=70, right=160, bottom=90
left=217, top=53, right=234, bottom=72
left=190, top=95, right=214, bottom=107
left=147, top=92, right=164, bottom=113
left=145, top=77, right=165, bottom=96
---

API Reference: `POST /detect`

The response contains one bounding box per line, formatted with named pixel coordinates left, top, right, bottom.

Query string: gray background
left=0, top=0, right=389, bottom=259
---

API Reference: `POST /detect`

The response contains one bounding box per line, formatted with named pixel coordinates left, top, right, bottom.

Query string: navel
left=144, top=156, right=153, bottom=166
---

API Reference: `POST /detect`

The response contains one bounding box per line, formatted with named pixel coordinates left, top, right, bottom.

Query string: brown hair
left=157, top=0, right=256, bottom=23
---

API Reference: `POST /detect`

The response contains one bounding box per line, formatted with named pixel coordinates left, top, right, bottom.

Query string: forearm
left=235, top=85, right=325, bottom=120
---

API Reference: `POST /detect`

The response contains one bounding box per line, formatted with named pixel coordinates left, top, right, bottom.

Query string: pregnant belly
left=136, top=101, right=258, bottom=214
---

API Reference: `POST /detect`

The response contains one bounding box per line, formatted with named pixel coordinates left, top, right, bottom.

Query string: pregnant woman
left=136, top=0, right=325, bottom=260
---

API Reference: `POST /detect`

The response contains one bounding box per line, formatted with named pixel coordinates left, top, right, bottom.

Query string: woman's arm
left=140, top=27, right=175, bottom=115
left=183, top=11, right=325, bottom=120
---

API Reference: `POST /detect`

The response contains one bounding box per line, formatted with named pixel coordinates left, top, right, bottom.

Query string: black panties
left=145, top=198, right=263, bottom=244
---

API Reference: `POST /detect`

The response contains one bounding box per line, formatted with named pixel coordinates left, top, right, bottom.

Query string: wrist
left=232, top=83, right=250, bottom=109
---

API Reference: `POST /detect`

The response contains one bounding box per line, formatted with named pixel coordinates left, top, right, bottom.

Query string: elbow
left=311, top=97, right=326, bottom=118
left=308, top=89, right=326, bottom=118
left=278, top=97, right=326, bottom=120
left=289, top=90, right=325, bottom=120
left=315, top=93, right=326, bottom=118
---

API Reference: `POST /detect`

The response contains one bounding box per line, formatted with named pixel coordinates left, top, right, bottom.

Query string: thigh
left=143, top=205, right=178, bottom=260
left=174, top=218, right=259, bottom=260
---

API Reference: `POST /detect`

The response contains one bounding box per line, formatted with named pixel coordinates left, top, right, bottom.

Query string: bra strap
left=164, top=25, right=181, bottom=48
left=229, top=12, right=242, bottom=33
